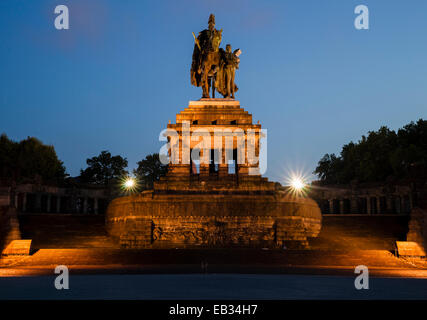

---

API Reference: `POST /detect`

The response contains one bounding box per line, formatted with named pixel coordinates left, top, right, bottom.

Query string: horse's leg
left=212, top=76, right=216, bottom=98
left=202, top=65, right=210, bottom=98
left=200, top=61, right=208, bottom=98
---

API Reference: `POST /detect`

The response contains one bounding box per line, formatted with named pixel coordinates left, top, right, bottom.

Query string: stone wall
left=0, top=206, right=21, bottom=252
left=14, top=183, right=109, bottom=214
left=119, top=216, right=277, bottom=248
left=107, top=191, right=322, bottom=249
left=117, top=215, right=322, bottom=249
left=310, top=183, right=413, bottom=215
left=407, top=207, right=427, bottom=250
left=0, top=206, right=8, bottom=251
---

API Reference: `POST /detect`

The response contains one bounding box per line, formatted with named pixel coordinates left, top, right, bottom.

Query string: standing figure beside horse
left=191, top=14, right=241, bottom=99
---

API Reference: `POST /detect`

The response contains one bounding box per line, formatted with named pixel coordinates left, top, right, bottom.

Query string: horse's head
left=212, top=29, right=222, bottom=51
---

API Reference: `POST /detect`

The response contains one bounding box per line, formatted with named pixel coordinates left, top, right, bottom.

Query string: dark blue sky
left=1, top=0, right=426, bottom=183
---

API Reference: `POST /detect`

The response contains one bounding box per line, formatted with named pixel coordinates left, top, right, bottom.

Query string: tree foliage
left=80, top=150, right=128, bottom=186
left=0, top=134, right=67, bottom=183
left=134, top=153, right=168, bottom=189
left=314, top=119, right=427, bottom=185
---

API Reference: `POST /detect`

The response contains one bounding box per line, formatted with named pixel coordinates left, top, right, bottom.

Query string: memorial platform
left=106, top=99, right=322, bottom=248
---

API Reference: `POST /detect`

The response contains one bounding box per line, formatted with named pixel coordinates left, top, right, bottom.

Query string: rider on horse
left=191, top=14, right=223, bottom=98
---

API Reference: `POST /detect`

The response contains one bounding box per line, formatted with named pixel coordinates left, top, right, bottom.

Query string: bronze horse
left=191, top=30, right=222, bottom=99
left=201, top=30, right=222, bottom=98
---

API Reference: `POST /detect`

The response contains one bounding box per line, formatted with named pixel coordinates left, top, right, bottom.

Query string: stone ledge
left=189, top=100, right=240, bottom=106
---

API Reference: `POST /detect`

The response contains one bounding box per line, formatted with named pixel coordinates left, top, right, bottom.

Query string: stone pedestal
left=119, top=218, right=152, bottom=248
left=107, top=99, right=322, bottom=248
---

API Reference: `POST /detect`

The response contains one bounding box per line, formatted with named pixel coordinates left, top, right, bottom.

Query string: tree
left=134, top=153, right=168, bottom=189
left=80, top=151, right=128, bottom=186
left=314, top=153, right=341, bottom=184
left=314, top=119, right=427, bottom=185
left=0, top=134, right=17, bottom=178
left=0, top=134, right=67, bottom=183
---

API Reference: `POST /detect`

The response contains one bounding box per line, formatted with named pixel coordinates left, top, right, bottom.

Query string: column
left=83, top=197, right=88, bottom=214
left=47, top=194, right=51, bottom=213
left=350, top=197, right=358, bottom=214
left=409, top=194, right=414, bottom=212
left=367, top=197, right=371, bottom=215
left=35, top=194, right=42, bottom=213
left=376, top=197, right=381, bottom=214
left=22, top=193, right=27, bottom=212
left=328, top=200, right=333, bottom=214
left=395, top=196, right=401, bottom=214
left=218, top=146, right=228, bottom=177
left=386, top=197, right=393, bottom=214
left=339, top=199, right=345, bottom=214
left=57, top=197, right=61, bottom=213
left=94, top=198, right=99, bottom=215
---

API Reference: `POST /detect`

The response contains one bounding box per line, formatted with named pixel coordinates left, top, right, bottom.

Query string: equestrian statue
left=191, top=14, right=241, bottom=99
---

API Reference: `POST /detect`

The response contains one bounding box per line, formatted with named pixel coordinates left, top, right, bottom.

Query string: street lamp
left=124, top=177, right=135, bottom=189
left=291, top=177, right=305, bottom=191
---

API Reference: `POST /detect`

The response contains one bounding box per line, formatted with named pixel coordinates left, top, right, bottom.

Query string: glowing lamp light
left=283, top=169, right=310, bottom=197
left=290, top=177, right=305, bottom=191
left=124, top=177, right=135, bottom=189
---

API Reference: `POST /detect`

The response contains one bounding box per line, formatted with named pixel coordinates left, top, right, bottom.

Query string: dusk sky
left=1, top=0, right=426, bottom=183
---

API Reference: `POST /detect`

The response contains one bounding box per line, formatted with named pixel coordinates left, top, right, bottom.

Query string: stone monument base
left=106, top=99, right=322, bottom=248
left=106, top=189, right=321, bottom=249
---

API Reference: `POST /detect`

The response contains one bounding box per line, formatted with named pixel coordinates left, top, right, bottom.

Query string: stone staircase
left=18, top=213, right=119, bottom=249
left=0, top=248, right=416, bottom=270
left=310, top=215, right=409, bottom=251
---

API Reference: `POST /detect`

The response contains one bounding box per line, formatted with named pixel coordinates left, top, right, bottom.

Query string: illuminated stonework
left=106, top=99, right=322, bottom=248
